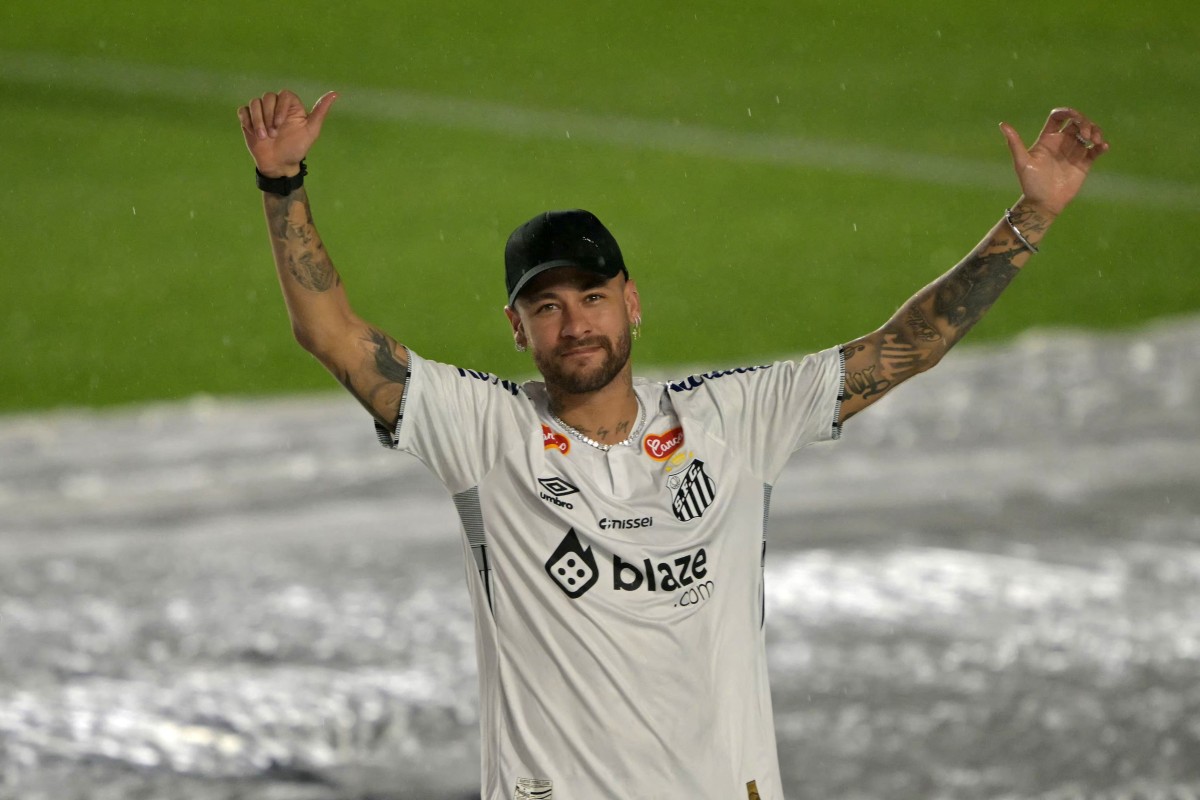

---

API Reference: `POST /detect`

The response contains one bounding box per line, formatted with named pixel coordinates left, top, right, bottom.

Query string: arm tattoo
left=368, top=328, right=408, bottom=384
left=1007, top=205, right=1050, bottom=239
left=841, top=213, right=1036, bottom=415
left=846, top=365, right=891, bottom=400
left=904, top=307, right=942, bottom=343
left=335, top=327, right=409, bottom=427
left=933, top=247, right=1021, bottom=339
left=265, top=189, right=341, bottom=292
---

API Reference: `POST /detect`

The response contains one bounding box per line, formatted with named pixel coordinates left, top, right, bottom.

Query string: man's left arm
left=839, top=107, right=1109, bottom=422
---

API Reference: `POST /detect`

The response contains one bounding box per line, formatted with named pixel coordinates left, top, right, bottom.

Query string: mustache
left=555, top=337, right=613, bottom=357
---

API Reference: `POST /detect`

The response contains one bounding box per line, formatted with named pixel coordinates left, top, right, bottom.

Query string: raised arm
left=839, top=107, right=1109, bottom=423
left=237, top=90, right=408, bottom=430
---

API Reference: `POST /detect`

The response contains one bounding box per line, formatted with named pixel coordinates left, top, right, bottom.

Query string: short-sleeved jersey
left=377, top=346, right=844, bottom=800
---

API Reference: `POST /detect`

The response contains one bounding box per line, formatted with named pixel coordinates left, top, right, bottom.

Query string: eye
left=536, top=302, right=558, bottom=314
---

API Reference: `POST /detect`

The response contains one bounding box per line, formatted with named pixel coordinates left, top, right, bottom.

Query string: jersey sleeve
left=665, top=345, right=845, bottom=483
left=374, top=349, right=527, bottom=494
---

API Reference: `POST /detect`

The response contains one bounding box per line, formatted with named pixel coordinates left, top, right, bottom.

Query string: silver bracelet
left=1004, top=208, right=1039, bottom=254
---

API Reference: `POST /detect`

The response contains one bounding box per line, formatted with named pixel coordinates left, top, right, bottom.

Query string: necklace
left=550, top=396, right=646, bottom=452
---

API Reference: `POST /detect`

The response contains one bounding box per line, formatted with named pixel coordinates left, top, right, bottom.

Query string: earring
left=515, top=340, right=527, bottom=352
left=631, top=316, right=642, bottom=341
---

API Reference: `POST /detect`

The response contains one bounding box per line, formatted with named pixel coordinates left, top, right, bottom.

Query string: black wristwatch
left=255, top=160, right=307, bottom=195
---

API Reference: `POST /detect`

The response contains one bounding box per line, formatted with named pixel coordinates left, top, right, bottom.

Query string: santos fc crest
left=670, top=459, right=716, bottom=522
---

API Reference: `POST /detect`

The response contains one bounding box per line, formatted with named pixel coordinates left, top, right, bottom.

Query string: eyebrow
left=524, top=274, right=612, bottom=303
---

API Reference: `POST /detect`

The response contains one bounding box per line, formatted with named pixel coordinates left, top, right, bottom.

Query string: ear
left=504, top=305, right=526, bottom=348
left=624, top=278, right=641, bottom=321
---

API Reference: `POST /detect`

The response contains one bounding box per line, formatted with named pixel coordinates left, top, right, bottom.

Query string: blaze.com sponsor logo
left=545, top=530, right=713, bottom=609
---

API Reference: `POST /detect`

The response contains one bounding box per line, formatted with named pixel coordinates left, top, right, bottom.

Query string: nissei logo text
left=598, top=516, right=653, bottom=531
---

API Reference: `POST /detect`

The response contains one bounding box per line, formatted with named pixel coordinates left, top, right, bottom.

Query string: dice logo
left=545, top=528, right=598, bottom=599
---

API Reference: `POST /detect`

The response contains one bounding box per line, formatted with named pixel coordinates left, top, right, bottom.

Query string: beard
left=533, top=328, right=632, bottom=395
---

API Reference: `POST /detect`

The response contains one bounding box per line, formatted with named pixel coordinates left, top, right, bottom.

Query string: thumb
left=307, top=91, right=339, bottom=135
left=999, top=121, right=1028, bottom=169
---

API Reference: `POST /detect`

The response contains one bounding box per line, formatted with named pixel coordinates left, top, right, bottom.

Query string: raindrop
left=775, top=95, right=780, bottom=104
left=852, top=223, right=858, bottom=232
left=1007, top=78, right=1014, bottom=89
left=132, top=206, right=137, bottom=215
left=189, top=210, right=196, bottom=219
left=565, top=130, right=571, bottom=138
left=747, top=107, right=752, bottom=117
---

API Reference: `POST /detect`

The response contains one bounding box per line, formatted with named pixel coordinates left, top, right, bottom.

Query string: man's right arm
left=239, top=90, right=408, bottom=430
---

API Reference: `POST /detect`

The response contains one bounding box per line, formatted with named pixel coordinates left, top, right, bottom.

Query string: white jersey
left=377, top=346, right=844, bottom=800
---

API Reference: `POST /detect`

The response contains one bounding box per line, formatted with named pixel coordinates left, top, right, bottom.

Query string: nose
left=558, top=301, right=592, bottom=340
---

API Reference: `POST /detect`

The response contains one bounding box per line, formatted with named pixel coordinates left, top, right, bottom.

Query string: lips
left=561, top=346, right=603, bottom=358
left=557, top=339, right=609, bottom=359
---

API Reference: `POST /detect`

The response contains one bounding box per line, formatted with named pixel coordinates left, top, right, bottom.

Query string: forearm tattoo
left=265, top=189, right=340, bottom=292
left=841, top=214, right=1033, bottom=411
left=932, top=249, right=1021, bottom=338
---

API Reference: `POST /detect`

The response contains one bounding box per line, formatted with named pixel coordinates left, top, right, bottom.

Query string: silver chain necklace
left=550, top=396, right=646, bottom=452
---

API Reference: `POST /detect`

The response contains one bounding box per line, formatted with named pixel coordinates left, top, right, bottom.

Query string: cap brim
left=506, top=259, right=619, bottom=307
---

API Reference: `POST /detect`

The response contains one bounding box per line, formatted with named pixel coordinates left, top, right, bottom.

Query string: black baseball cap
left=504, top=209, right=627, bottom=306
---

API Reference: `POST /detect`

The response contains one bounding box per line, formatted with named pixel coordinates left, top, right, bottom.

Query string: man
left=237, top=91, right=1106, bottom=800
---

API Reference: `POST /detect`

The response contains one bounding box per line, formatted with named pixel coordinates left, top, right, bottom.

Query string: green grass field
left=2, top=1, right=1198, bottom=412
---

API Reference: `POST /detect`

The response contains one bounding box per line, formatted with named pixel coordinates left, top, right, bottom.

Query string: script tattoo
left=846, top=365, right=891, bottom=399
left=1008, top=205, right=1050, bottom=239
left=904, top=307, right=942, bottom=342
left=266, top=189, right=340, bottom=292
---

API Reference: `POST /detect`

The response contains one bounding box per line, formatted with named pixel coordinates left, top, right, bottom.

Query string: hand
left=237, top=90, right=338, bottom=177
left=1000, top=108, right=1108, bottom=218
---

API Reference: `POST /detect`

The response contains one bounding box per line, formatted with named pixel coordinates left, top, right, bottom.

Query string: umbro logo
left=538, top=477, right=579, bottom=497
left=538, top=476, right=579, bottom=509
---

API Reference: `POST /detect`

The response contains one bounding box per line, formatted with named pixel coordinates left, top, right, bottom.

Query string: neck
left=548, top=369, right=639, bottom=446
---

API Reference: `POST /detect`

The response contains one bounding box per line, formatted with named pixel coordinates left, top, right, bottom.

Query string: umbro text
left=540, top=492, right=574, bottom=509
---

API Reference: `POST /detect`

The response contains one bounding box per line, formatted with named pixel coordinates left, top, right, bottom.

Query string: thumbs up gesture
left=237, top=90, right=338, bottom=178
